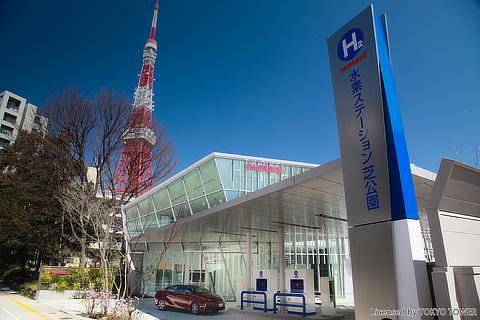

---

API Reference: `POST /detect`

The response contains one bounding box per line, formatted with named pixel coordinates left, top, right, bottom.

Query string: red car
left=154, top=284, right=225, bottom=314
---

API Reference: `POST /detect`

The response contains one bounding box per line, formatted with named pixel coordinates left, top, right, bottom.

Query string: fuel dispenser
left=284, top=269, right=316, bottom=314
left=252, top=269, right=278, bottom=310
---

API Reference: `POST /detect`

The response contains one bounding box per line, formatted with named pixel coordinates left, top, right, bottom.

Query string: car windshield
left=188, top=286, right=211, bottom=294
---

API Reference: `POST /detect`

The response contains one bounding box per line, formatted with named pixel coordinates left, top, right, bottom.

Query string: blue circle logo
left=259, top=271, right=263, bottom=278
left=293, top=270, right=299, bottom=278
left=337, top=28, right=364, bottom=61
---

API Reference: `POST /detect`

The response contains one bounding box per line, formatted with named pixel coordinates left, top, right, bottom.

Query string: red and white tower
left=113, top=0, right=159, bottom=195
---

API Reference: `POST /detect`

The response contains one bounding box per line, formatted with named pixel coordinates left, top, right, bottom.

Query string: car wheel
left=191, top=302, right=200, bottom=314
left=157, top=299, right=166, bottom=311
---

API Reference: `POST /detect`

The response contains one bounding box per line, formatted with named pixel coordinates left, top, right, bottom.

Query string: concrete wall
left=36, top=290, right=80, bottom=300
left=427, top=159, right=480, bottom=318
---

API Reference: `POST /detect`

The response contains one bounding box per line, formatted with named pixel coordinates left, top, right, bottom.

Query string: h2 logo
left=337, top=28, right=364, bottom=61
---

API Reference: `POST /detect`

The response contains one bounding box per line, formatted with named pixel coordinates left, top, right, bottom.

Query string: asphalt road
left=0, top=292, right=76, bottom=320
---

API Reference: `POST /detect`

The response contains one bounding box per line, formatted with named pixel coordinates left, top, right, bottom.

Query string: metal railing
left=273, top=292, right=315, bottom=317
left=240, top=290, right=268, bottom=313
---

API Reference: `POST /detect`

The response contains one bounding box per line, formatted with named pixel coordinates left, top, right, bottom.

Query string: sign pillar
left=327, top=5, right=432, bottom=319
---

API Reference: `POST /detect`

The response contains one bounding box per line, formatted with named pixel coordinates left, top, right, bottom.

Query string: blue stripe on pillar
left=375, top=16, right=419, bottom=221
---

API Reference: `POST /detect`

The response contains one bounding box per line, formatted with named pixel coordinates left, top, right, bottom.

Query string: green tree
left=0, top=131, right=76, bottom=283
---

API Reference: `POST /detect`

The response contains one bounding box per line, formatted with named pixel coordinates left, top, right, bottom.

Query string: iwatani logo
left=337, top=28, right=364, bottom=61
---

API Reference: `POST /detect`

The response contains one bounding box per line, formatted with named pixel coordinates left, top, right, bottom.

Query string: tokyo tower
left=113, top=0, right=159, bottom=195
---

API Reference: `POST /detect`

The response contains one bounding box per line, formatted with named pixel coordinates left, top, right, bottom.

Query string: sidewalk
left=37, top=298, right=89, bottom=319
left=0, top=292, right=78, bottom=320
left=37, top=298, right=157, bottom=320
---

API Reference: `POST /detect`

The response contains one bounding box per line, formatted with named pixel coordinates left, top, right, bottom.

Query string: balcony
left=6, top=104, right=19, bottom=113
left=5, top=97, right=21, bottom=113
left=0, top=137, right=11, bottom=149
left=0, top=125, right=14, bottom=140
left=2, top=113, right=17, bottom=125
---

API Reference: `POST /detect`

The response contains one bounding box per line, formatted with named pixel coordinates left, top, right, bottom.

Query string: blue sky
left=1, top=0, right=479, bottom=173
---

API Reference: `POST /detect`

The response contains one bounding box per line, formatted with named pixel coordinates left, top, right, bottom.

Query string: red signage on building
left=245, top=163, right=283, bottom=173
left=48, top=269, right=71, bottom=275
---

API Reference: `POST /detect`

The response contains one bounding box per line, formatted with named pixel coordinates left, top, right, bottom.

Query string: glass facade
left=124, top=154, right=312, bottom=235
left=134, top=225, right=350, bottom=303
left=125, top=154, right=351, bottom=303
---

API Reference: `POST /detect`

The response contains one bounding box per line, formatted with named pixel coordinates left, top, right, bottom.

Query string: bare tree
left=89, top=198, right=120, bottom=292
left=57, top=184, right=120, bottom=293
left=57, top=184, right=97, bottom=268
left=45, top=88, right=176, bottom=270
left=46, top=88, right=96, bottom=184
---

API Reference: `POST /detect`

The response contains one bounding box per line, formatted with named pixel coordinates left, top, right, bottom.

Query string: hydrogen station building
left=123, top=4, right=480, bottom=319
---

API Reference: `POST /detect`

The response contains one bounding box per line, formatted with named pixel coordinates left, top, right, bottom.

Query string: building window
left=3, top=113, right=17, bottom=125
left=0, top=138, right=10, bottom=148
left=6, top=97, right=21, bottom=112
left=0, top=125, right=13, bottom=137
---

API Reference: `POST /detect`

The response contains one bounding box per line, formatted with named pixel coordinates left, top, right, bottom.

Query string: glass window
left=165, top=285, right=177, bottom=292
left=0, top=125, right=13, bottom=136
left=183, top=242, right=201, bottom=252
left=233, top=160, right=245, bottom=191
left=257, top=170, right=268, bottom=189
left=138, top=197, right=154, bottom=217
left=152, top=188, right=170, bottom=211
left=240, top=242, right=258, bottom=254
left=142, top=214, right=158, bottom=231
left=168, top=179, right=188, bottom=206
left=173, top=203, right=191, bottom=219
left=281, top=164, right=290, bottom=180
left=251, top=169, right=258, bottom=191
left=175, top=285, right=188, bottom=293
left=190, top=286, right=211, bottom=294
left=201, top=242, right=221, bottom=252
left=199, top=159, right=223, bottom=194
left=127, top=219, right=142, bottom=233
left=189, top=196, right=209, bottom=214
left=0, top=138, right=10, bottom=148
left=246, top=169, right=256, bottom=192
left=184, top=169, right=204, bottom=199
left=221, top=242, right=241, bottom=252
left=6, top=97, right=21, bottom=111
left=207, top=191, right=226, bottom=207
left=157, top=208, right=173, bottom=226
left=125, top=206, right=139, bottom=221
left=3, top=113, right=17, bottom=124
left=291, top=166, right=302, bottom=176
left=269, top=170, right=280, bottom=185
left=225, top=190, right=239, bottom=201
left=215, top=158, right=233, bottom=189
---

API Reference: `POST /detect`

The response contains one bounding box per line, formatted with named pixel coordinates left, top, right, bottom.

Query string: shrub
left=2, top=266, right=36, bottom=286
left=40, top=267, right=102, bottom=291
left=41, top=272, right=53, bottom=284
left=53, top=279, right=69, bottom=291
left=72, top=282, right=82, bottom=290
left=20, top=281, right=38, bottom=299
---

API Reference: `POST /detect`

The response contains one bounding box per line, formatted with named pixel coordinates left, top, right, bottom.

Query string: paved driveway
left=137, top=299, right=353, bottom=320
left=0, top=291, right=77, bottom=320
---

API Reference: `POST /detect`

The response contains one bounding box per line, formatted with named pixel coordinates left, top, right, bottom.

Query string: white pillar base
left=392, top=219, right=433, bottom=320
